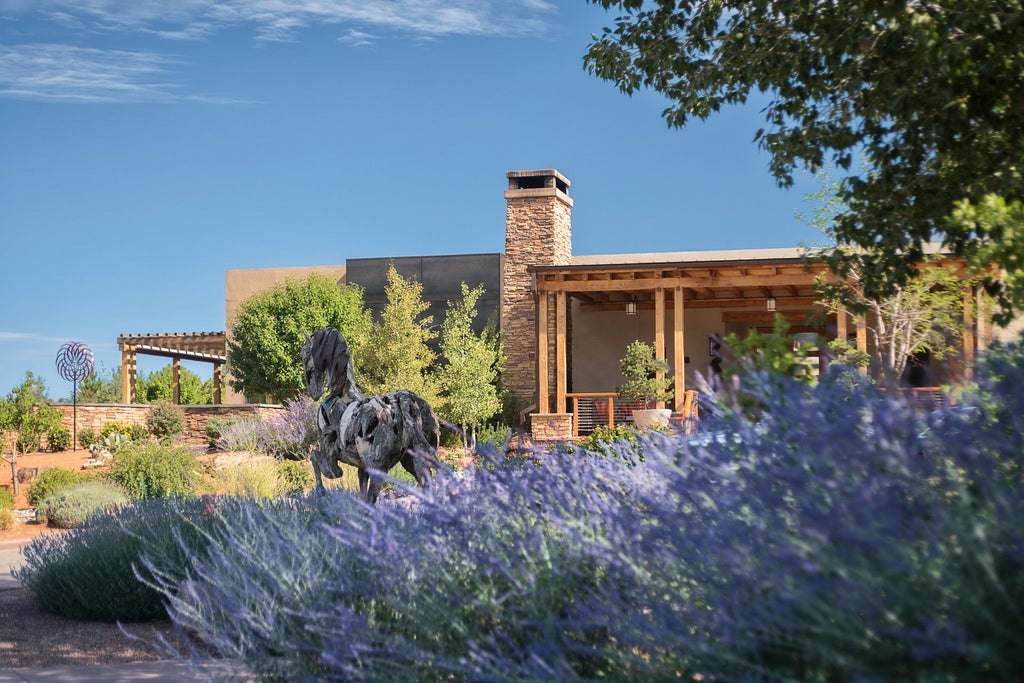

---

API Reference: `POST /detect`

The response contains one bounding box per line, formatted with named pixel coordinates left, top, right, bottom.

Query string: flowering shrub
left=215, top=396, right=317, bottom=461
left=15, top=497, right=223, bottom=621
left=86, top=340, right=1024, bottom=678
left=145, top=401, right=185, bottom=443
left=257, top=394, right=318, bottom=460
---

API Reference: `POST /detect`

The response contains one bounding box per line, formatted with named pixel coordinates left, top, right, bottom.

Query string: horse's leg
left=358, top=468, right=370, bottom=501
left=311, top=448, right=325, bottom=493
left=400, top=452, right=426, bottom=487
left=367, top=478, right=382, bottom=505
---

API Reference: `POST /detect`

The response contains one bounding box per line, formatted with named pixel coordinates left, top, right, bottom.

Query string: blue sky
left=0, top=0, right=824, bottom=400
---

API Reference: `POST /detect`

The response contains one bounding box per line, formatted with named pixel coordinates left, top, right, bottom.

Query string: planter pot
left=631, top=408, right=673, bottom=430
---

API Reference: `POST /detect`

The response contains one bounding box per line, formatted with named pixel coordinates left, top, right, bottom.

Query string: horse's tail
left=395, top=390, right=440, bottom=452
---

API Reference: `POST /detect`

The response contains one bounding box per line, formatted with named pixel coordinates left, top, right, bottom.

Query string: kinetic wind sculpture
left=56, top=341, right=94, bottom=451
left=301, top=327, right=440, bottom=503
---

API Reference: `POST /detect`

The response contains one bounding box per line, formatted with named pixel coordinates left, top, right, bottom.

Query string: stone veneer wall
left=53, top=403, right=285, bottom=446
left=501, top=171, right=573, bottom=413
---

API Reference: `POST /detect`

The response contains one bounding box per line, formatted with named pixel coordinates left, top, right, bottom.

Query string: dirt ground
left=1, top=449, right=103, bottom=543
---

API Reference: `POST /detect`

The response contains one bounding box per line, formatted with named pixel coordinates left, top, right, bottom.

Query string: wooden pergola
left=118, top=332, right=226, bottom=404
left=531, top=256, right=833, bottom=416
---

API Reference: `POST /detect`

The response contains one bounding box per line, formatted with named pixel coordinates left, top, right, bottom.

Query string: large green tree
left=359, top=264, right=440, bottom=403
left=228, top=273, right=371, bottom=403
left=437, top=283, right=502, bottom=449
left=585, top=1, right=1024, bottom=319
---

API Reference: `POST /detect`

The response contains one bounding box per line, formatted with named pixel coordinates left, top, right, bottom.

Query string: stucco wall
left=224, top=265, right=347, bottom=404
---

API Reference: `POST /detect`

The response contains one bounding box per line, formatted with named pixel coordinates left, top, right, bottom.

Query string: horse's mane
left=305, top=327, right=364, bottom=402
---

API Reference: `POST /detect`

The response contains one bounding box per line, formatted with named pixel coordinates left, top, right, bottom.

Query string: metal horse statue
left=301, top=327, right=440, bottom=503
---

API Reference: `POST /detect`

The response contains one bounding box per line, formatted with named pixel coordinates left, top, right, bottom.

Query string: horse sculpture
left=301, top=327, right=441, bottom=503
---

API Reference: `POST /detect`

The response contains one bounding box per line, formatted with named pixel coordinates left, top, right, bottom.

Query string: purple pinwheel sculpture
left=56, top=342, right=94, bottom=450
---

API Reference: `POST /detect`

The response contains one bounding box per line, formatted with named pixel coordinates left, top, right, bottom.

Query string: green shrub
left=215, top=459, right=282, bottom=499
left=205, top=417, right=238, bottom=448
left=475, top=423, right=511, bottom=452
left=14, top=497, right=225, bottom=622
left=47, top=426, right=71, bottom=452
left=26, top=467, right=81, bottom=507
left=0, top=488, right=14, bottom=509
left=579, top=424, right=640, bottom=456
left=36, top=480, right=129, bottom=528
left=146, top=402, right=185, bottom=443
left=78, top=428, right=99, bottom=450
left=0, top=508, right=13, bottom=531
left=276, top=459, right=313, bottom=496
left=129, top=424, right=149, bottom=442
left=109, top=443, right=204, bottom=500
left=100, top=421, right=134, bottom=440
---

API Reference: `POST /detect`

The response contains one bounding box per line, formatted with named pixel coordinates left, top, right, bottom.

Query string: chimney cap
left=506, top=169, right=570, bottom=187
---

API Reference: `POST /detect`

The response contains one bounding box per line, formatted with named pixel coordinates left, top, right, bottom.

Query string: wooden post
left=963, top=287, right=975, bottom=380
left=556, top=290, right=567, bottom=414
left=213, top=363, right=222, bottom=404
left=673, top=286, right=685, bottom=411
left=537, top=292, right=549, bottom=413
left=654, top=287, right=665, bottom=409
left=856, top=314, right=868, bottom=375
left=172, top=357, right=181, bottom=404
left=120, top=344, right=136, bottom=403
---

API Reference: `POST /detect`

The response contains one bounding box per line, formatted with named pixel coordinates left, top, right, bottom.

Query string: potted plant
left=617, top=340, right=674, bottom=429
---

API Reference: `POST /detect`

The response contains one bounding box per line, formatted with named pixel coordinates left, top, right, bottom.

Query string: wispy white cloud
left=0, top=43, right=178, bottom=102
left=337, top=28, right=375, bottom=47
left=0, top=1, right=556, bottom=102
left=4, top=0, right=557, bottom=41
left=0, top=43, right=255, bottom=103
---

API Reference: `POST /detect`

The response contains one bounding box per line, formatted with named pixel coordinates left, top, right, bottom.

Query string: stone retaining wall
left=52, top=403, right=285, bottom=446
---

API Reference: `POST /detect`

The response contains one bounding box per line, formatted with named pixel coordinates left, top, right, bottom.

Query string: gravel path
left=0, top=587, right=194, bottom=669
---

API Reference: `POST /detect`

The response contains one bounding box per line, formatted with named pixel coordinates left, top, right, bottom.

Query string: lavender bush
left=147, top=342, right=1023, bottom=681
left=216, top=395, right=317, bottom=461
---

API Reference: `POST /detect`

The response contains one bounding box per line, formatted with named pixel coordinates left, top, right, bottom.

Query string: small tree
left=75, top=365, right=122, bottom=403
left=438, top=283, right=502, bottom=450
left=817, top=258, right=973, bottom=384
left=1, top=372, right=64, bottom=494
left=617, top=340, right=673, bottom=409
left=137, top=364, right=212, bottom=405
left=723, top=316, right=816, bottom=383
left=228, top=273, right=371, bottom=403
left=358, top=264, right=440, bottom=403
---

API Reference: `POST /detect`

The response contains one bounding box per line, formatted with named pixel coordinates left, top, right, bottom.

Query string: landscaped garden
left=3, top=334, right=1021, bottom=680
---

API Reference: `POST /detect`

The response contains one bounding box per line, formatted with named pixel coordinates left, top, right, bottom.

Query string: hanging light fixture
left=766, top=296, right=777, bottom=312
left=626, top=296, right=637, bottom=316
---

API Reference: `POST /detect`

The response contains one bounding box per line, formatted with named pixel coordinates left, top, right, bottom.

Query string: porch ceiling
left=532, top=260, right=831, bottom=308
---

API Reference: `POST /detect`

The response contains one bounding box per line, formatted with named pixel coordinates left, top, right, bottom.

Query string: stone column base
left=530, top=413, right=573, bottom=441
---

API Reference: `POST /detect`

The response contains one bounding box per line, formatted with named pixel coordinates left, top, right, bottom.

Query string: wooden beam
left=537, top=273, right=824, bottom=292
left=556, top=290, right=567, bottom=414
left=836, top=304, right=848, bottom=342
left=537, top=293, right=549, bottom=413
left=578, top=296, right=821, bottom=312
left=674, top=286, right=685, bottom=410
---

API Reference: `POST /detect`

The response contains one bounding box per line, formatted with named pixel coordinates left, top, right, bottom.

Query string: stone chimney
left=501, top=169, right=573, bottom=411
